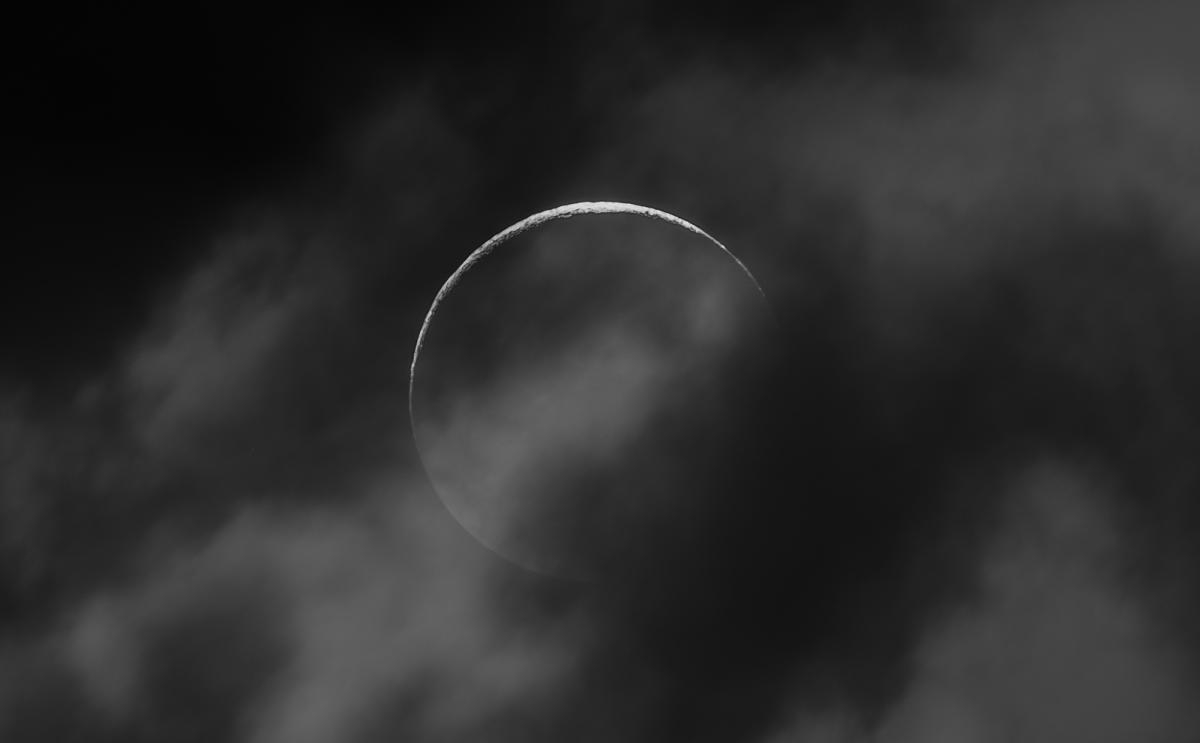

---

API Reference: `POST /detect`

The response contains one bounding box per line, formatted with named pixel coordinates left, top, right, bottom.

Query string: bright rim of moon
left=408, top=201, right=768, bottom=574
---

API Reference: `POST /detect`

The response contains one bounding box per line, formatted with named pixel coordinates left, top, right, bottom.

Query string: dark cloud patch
left=132, top=575, right=293, bottom=743
left=0, top=642, right=123, bottom=743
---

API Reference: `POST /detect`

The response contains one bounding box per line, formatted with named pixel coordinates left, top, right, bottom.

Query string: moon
left=409, top=202, right=771, bottom=579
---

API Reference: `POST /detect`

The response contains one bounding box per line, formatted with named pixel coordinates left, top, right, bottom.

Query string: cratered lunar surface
left=410, top=202, right=772, bottom=579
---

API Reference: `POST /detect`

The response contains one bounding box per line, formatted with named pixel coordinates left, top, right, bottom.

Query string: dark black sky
left=4, top=2, right=1200, bottom=742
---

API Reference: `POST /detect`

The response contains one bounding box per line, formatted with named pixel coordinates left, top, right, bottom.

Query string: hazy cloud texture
left=4, top=1, right=1200, bottom=741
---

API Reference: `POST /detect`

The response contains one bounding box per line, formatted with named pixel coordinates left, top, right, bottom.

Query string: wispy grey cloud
left=766, top=462, right=1199, bottom=742
left=5, top=1, right=1200, bottom=742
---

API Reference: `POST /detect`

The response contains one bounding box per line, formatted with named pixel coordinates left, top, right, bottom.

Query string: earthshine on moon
left=409, top=201, right=769, bottom=578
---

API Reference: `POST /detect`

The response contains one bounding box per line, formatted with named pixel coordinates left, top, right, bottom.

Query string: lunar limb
left=409, top=202, right=771, bottom=578
left=409, top=202, right=765, bottom=409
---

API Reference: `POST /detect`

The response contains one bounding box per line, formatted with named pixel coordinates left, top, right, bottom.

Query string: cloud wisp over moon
left=409, top=202, right=772, bottom=579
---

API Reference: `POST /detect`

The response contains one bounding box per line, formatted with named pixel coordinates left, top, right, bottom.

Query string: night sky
left=4, top=2, right=1200, bottom=741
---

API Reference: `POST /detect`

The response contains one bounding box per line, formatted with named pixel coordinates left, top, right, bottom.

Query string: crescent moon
left=408, top=201, right=768, bottom=573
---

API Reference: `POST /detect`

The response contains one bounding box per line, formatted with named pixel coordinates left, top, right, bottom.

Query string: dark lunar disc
left=409, top=202, right=772, bottom=579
